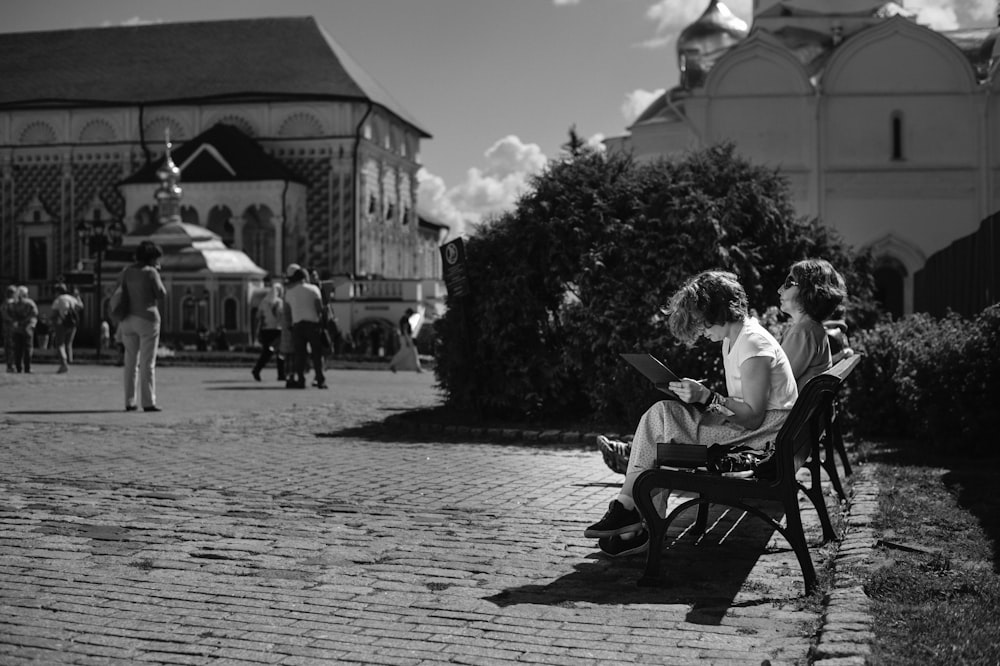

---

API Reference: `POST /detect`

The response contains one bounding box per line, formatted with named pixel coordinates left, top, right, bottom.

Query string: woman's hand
left=667, top=378, right=710, bottom=404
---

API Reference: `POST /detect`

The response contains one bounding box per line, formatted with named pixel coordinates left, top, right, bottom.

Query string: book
left=656, top=441, right=707, bottom=468
left=620, top=353, right=682, bottom=399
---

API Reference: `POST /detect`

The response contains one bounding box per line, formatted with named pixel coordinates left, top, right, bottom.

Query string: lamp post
left=76, top=215, right=125, bottom=362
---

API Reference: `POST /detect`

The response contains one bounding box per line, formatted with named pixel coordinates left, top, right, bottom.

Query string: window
left=891, top=112, right=904, bottom=161
left=27, top=237, right=48, bottom=281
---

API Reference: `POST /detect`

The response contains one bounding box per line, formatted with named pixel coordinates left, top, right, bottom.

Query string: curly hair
left=787, top=259, right=847, bottom=321
left=667, top=270, right=749, bottom=343
left=135, top=241, right=163, bottom=266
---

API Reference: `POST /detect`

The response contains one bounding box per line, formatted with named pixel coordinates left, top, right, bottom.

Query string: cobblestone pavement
left=0, top=364, right=873, bottom=665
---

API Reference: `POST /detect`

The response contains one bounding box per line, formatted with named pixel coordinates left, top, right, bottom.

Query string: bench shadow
left=485, top=506, right=799, bottom=625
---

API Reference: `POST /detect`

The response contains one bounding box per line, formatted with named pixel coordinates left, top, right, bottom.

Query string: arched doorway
left=874, top=256, right=907, bottom=320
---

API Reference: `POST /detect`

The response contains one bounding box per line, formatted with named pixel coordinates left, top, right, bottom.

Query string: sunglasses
left=782, top=275, right=798, bottom=290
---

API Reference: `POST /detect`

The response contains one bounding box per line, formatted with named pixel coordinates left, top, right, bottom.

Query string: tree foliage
left=434, top=141, right=875, bottom=426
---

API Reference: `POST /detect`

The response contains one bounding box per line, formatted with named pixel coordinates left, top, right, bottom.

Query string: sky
left=2, top=0, right=996, bottom=236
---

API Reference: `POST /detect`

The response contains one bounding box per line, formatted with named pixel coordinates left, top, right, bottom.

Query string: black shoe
left=584, top=500, right=642, bottom=538
left=125, top=405, right=138, bottom=412
left=598, top=529, right=649, bottom=558
left=285, top=379, right=305, bottom=389
left=252, top=368, right=261, bottom=382
left=314, top=382, right=328, bottom=389
left=143, top=406, right=162, bottom=412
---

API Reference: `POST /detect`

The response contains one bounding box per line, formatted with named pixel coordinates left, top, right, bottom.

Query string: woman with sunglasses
left=777, top=259, right=847, bottom=391
left=586, top=270, right=798, bottom=557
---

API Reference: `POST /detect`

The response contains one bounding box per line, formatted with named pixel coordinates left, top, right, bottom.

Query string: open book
left=620, top=353, right=682, bottom=400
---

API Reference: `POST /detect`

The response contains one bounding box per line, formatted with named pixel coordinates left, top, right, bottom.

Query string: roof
left=121, top=123, right=305, bottom=185
left=0, top=16, right=430, bottom=137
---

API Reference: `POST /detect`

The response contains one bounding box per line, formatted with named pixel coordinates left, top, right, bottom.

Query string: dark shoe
left=285, top=379, right=305, bottom=389
left=125, top=405, right=138, bottom=412
left=251, top=368, right=261, bottom=382
left=584, top=500, right=642, bottom=538
left=314, top=382, right=328, bottom=389
left=597, top=435, right=631, bottom=475
left=143, top=406, right=162, bottom=412
left=598, top=529, right=649, bottom=558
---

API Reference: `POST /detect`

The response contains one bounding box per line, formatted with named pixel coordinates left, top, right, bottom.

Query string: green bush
left=848, top=304, right=1000, bottom=453
left=435, top=140, right=875, bottom=426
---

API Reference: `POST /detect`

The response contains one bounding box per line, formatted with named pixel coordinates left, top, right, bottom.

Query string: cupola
left=677, top=0, right=749, bottom=89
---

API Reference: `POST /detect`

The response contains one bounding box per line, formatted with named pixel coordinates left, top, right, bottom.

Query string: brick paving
left=1, top=363, right=874, bottom=665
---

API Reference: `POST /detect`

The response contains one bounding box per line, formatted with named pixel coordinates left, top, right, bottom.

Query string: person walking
left=51, top=282, right=83, bottom=373
left=10, top=286, right=38, bottom=373
left=2, top=285, right=16, bottom=372
left=252, top=281, right=286, bottom=382
left=115, top=241, right=167, bottom=412
left=283, top=263, right=326, bottom=389
left=388, top=307, right=422, bottom=373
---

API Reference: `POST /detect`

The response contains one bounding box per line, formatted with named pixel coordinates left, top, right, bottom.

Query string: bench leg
left=634, top=470, right=668, bottom=587
left=694, top=501, right=708, bottom=534
left=782, top=498, right=818, bottom=595
left=829, top=413, right=853, bottom=477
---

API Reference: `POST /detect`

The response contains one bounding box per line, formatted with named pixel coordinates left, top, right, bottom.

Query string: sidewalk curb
left=812, top=462, right=877, bottom=664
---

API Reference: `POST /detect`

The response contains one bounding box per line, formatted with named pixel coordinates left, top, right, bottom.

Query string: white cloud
left=417, top=136, right=549, bottom=236
left=621, top=88, right=666, bottom=124
left=908, top=0, right=997, bottom=29
left=909, top=0, right=960, bottom=29
left=585, top=133, right=607, bottom=152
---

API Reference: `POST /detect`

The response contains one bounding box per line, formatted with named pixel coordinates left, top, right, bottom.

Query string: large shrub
left=848, top=304, right=1000, bottom=453
left=435, top=141, right=874, bottom=425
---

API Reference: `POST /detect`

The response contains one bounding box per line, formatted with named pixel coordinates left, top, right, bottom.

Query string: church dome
left=677, top=0, right=749, bottom=88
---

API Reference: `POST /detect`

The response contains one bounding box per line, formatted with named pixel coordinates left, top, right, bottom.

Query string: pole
left=95, top=245, right=103, bottom=362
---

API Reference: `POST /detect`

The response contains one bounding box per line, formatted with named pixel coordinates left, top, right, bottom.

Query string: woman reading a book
left=599, top=258, right=848, bottom=475
left=585, top=270, right=798, bottom=557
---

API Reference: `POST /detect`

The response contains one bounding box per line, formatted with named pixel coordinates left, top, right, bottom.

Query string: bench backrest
left=770, top=354, right=861, bottom=485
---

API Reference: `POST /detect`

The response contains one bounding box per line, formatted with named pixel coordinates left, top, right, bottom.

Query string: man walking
left=283, top=264, right=326, bottom=389
left=51, top=283, right=83, bottom=373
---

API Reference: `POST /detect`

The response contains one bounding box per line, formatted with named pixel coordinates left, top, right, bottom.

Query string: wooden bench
left=632, top=354, right=861, bottom=595
left=816, top=354, right=861, bottom=502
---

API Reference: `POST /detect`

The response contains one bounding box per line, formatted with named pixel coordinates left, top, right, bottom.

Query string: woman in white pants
left=115, top=241, right=167, bottom=412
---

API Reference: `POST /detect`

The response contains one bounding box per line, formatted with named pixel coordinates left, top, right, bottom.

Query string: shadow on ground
left=864, top=441, right=1000, bottom=572
left=486, top=506, right=806, bottom=625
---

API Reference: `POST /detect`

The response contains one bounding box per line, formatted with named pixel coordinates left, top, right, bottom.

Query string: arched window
left=207, top=206, right=234, bottom=247
left=243, top=207, right=276, bottom=274
left=891, top=112, right=904, bottom=161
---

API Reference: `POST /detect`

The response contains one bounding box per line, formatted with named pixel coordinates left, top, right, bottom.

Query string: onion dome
left=677, top=0, right=749, bottom=88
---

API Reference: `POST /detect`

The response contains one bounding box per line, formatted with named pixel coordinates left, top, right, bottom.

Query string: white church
left=605, top=0, right=1000, bottom=316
